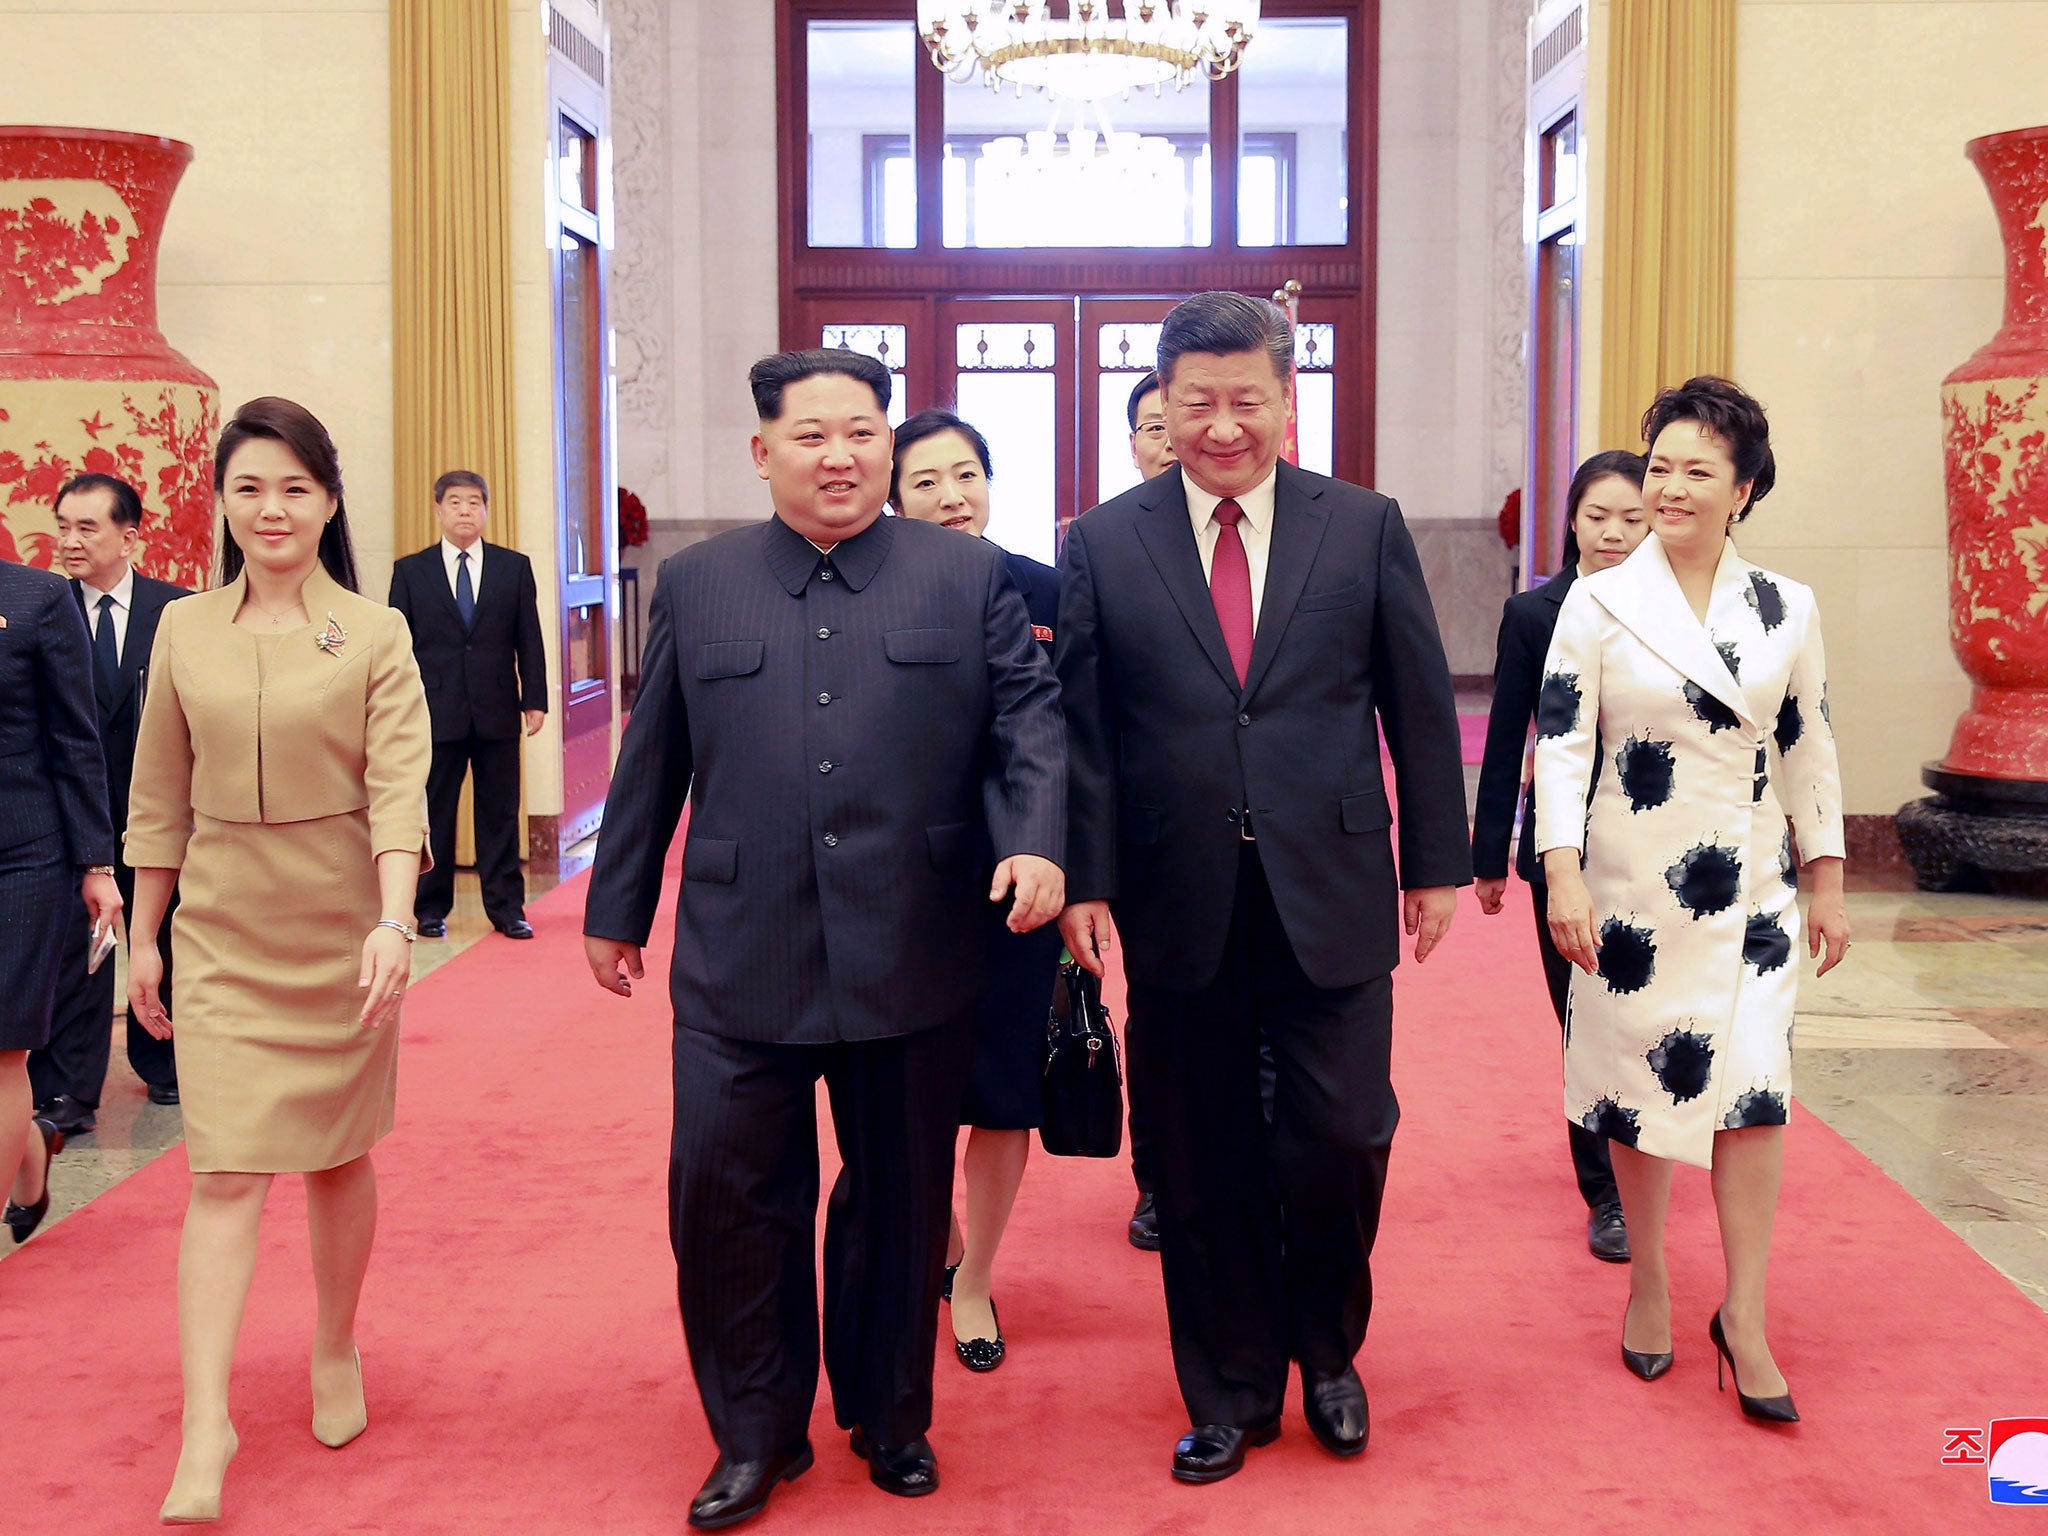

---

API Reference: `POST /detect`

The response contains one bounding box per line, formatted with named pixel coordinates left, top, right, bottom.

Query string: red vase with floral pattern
left=1940, top=125, right=2048, bottom=783
left=0, top=126, right=217, bottom=583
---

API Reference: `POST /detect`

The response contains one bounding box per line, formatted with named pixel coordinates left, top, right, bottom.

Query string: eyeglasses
left=1134, top=423, right=1169, bottom=440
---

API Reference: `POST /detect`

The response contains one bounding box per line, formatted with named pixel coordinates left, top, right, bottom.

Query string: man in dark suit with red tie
left=1057, top=292, right=1471, bottom=1484
left=33, top=473, right=188, bottom=1133
left=583, top=349, right=1065, bottom=1529
left=389, top=471, right=549, bottom=940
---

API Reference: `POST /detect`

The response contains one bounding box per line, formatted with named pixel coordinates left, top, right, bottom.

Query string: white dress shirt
left=79, top=563, right=136, bottom=664
left=1183, top=466, right=1278, bottom=629
left=441, top=537, right=484, bottom=603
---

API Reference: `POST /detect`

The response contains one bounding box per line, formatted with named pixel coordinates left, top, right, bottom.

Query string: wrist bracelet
left=376, top=918, right=417, bottom=944
left=84, top=864, right=115, bottom=877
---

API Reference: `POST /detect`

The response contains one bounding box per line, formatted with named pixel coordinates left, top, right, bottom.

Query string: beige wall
left=1728, top=0, right=2048, bottom=816
left=3, top=0, right=396, bottom=589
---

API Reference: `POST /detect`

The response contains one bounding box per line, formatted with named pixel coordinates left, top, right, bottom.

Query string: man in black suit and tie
left=389, top=471, right=548, bottom=940
left=583, top=349, right=1065, bottom=1529
left=33, top=473, right=188, bottom=1133
left=1057, top=292, right=1471, bottom=1484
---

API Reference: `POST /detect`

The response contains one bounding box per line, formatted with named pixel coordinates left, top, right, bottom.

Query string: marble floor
left=7, top=837, right=2046, bottom=1313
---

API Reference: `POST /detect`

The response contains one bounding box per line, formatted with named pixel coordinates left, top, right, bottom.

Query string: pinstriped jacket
left=0, top=559, right=115, bottom=865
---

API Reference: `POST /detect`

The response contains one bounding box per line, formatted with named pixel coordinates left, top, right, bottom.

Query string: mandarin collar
left=763, top=511, right=893, bottom=595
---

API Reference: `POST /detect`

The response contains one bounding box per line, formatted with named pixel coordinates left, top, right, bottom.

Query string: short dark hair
left=749, top=348, right=891, bottom=421
left=1560, top=449, right=1648, bottom=567
left=54, top=472, right=144, bottom=529
left=434, top=469, right=489, bottom=503
left=1156, top=292, right=1292, bottom=389
left=1640, top=376, right=1777, bottom=523
left=213, top=396, right=360, bottom=592
left=889, top=409, right=992, bottom=509
left=1126, top=371, right=1162, bottom=431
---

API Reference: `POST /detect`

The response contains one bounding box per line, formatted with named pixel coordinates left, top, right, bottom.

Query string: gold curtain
left=1597, top=0, right=1736, bottom=451
left=391, top=0, right=518, bottom=554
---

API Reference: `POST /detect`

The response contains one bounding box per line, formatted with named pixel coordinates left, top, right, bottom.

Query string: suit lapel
left=1131, top=470, right=1240, bottom=695
left=424, top=546, right=467, bottom=631
left=1239, top=463, right=1330, bottom=703
left=1587, top=536, right=1755, bottom=728
left=109, top=576, right=170, bottom=715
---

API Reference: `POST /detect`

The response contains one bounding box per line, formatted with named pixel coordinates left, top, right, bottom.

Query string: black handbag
left=1039, top=959, right=1124, bottom=1158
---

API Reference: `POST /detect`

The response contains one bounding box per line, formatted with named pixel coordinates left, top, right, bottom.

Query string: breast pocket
left=696, top=640, right=765, bottom=680
left=1299, top=581, right=1368, bottom=613
left=884, top=628, right=961, bottom=665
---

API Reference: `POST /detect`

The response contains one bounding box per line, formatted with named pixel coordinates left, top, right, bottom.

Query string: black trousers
left=669, top=1018, right=973, bottom=1461
left=416, top=733, right=525, bottom=925
left=1126, top=843, right=1395, bottom=1428
left=32, top=864, right=176, bottom=1108
left=1528, top=874, right=1617, bottom=1210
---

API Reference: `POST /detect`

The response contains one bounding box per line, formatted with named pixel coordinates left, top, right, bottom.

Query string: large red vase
left=1940, top=125, right=2048, bottom=783
left=0, top=126, right=218, bottom=584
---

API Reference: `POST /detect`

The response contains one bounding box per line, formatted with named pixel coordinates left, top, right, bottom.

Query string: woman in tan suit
left=126, top=398, right=432, bottom=1524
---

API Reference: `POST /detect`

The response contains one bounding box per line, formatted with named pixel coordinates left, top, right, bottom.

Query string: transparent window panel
left=807, top=21, right=916, bottom=248
left=1295, top=372, right=1335, bottom=478
left=1237, top=18, right=1348, bottom=246
left=1294, top=322, right=1335, bottom=372
left=953, top=372, right=1057, bottom=566
left=944, top=74, right=1211, bottom=248
left=956, top=322, right=1057, bottom=371
left=1098, top=370, right=1155, bottom=508
left=1097, top=322, right=1162, bottom=372
left=819, top=324, right=909, bottom=425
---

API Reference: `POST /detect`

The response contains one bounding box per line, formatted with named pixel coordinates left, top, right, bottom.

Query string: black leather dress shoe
left=416, top=918, right=448, bottom=939
left=147, top=1082, right=180, bottom=1107
left=35, top=1095, right=94, bottom=1136
left=688, top=1443, right=813, bottom=1530
left=1588, top=1200, right=1630, bottom=1263
left=1128, top=1192, right=1161, bottom=1251
left=1303, top=1368, right=1369, bottom=1457
left=1171, top=1417, right=1279, bottom=1484
left=496, top=918, right=534, bottom=940
left=847, top=1429, right=938, bottom=1497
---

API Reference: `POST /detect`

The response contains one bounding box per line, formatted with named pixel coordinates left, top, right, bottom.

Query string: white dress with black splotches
left=1532, top=535, right=1844, bottom=1169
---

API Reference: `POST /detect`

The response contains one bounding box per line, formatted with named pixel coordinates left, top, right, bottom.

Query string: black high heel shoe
left=4, top=1116, right=62, bottom=1244
left=941, top=1263, right=957, bottom=1302
left=1708, top=1311, right=1799, bottom=1423
left=1621, top=1297, right=1673, bottom=1381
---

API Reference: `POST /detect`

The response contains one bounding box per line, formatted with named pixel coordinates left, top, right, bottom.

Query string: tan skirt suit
left=126, top=565, right=433, bottom=1173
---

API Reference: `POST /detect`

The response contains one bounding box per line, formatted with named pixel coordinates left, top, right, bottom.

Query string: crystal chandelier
left=917, top=2, right=1260, bottom=99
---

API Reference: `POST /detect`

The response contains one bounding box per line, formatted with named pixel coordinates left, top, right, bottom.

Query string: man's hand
left=523, top=709, right=546, bottom=737
left=1403, top=885, right=1457, bottom=963
left=1474, top=876, right=1507, bottom=916
left=991, top=854, right=1064, bottom=934
left=1058, top=900, right=1115, bottom=977
left=586, top=935, right=644, bottom=997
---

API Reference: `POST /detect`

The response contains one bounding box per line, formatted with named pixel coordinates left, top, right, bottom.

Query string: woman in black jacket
left=1469, top=450, right=1647, bottom=1262
left=0, top=557, right=121, bottom=1242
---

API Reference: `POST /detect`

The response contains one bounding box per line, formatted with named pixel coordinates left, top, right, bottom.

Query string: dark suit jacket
left=0, top=560, right=115, bottom=865
left=1472, top=566, right=1575, bottom=885
left=1056, top=460, right=1470, bottom=992
left=997, top=546, right=1059, bottom=658
left=583, top=513, right=1066, bottom=1044
left=388, top=540, right=547, bottom=742
left=71, top=570, right=190, bottom=843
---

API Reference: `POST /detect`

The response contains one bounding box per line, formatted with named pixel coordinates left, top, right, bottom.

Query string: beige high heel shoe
left=158, top=1425, right=238, bottom=1524
left=311, top=1348, right=368, bottom=1448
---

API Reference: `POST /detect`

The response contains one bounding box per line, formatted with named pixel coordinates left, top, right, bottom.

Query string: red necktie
left=1209, top=498, right=1253, bottom=686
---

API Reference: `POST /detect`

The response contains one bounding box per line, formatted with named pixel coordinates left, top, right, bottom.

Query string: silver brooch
left=315, top=613, right=349, bottom=656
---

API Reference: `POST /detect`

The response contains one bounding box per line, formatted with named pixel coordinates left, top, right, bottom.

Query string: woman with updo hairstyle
left=1533, top=377, right=1849, bottom=1421
left=888, top=407, right=1062, bottom=1376
left=126, top=397, right=432, bottom=1520
left=1471, top=448, right=1648, bottom=1266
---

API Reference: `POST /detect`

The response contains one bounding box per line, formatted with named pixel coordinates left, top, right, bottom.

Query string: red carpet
left=4, top=866, right=2044, bottom=1533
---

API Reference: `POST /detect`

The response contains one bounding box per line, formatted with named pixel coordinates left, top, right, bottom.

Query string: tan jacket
left=127, top=565, right=433, bottom=870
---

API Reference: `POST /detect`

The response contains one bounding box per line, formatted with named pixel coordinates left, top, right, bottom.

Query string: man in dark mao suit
left=1057, top=292, right=1471, bottom=1484
left=34, top=473, right=189, bottom=1131
left=388, top=470, right=548, bottom=940
left=583, top=349, right=1065, bottom=1530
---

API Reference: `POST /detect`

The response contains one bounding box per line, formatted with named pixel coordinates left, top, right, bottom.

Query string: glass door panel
left=947, top=313, right=1065, bottom=565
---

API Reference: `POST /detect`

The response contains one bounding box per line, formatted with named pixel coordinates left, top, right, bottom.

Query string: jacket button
left=818, top=692, right=832, bottom=706
left=1225, top=808, right=1240, bottom=824
left=822, top=833, right=838, bottom=848
left=816, top=627, right=831, bottom=640
left=1237, top=713, right=1251, bottom=726
left=819, top=567, right=835, bottom=581
left=819, top=760, right=833, bottom=774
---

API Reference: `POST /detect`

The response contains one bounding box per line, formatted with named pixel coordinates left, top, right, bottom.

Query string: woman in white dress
left=1535, top=377, right=1850, bottom=1423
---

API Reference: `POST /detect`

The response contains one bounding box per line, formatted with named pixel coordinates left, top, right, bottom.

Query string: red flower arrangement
left=617, top=485, right=648, bottom=548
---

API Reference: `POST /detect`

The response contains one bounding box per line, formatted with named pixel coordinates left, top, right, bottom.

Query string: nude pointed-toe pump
left=159, top=1427, right=238, bottom=1525
left=311, top=1349, right=368, bottom=1449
